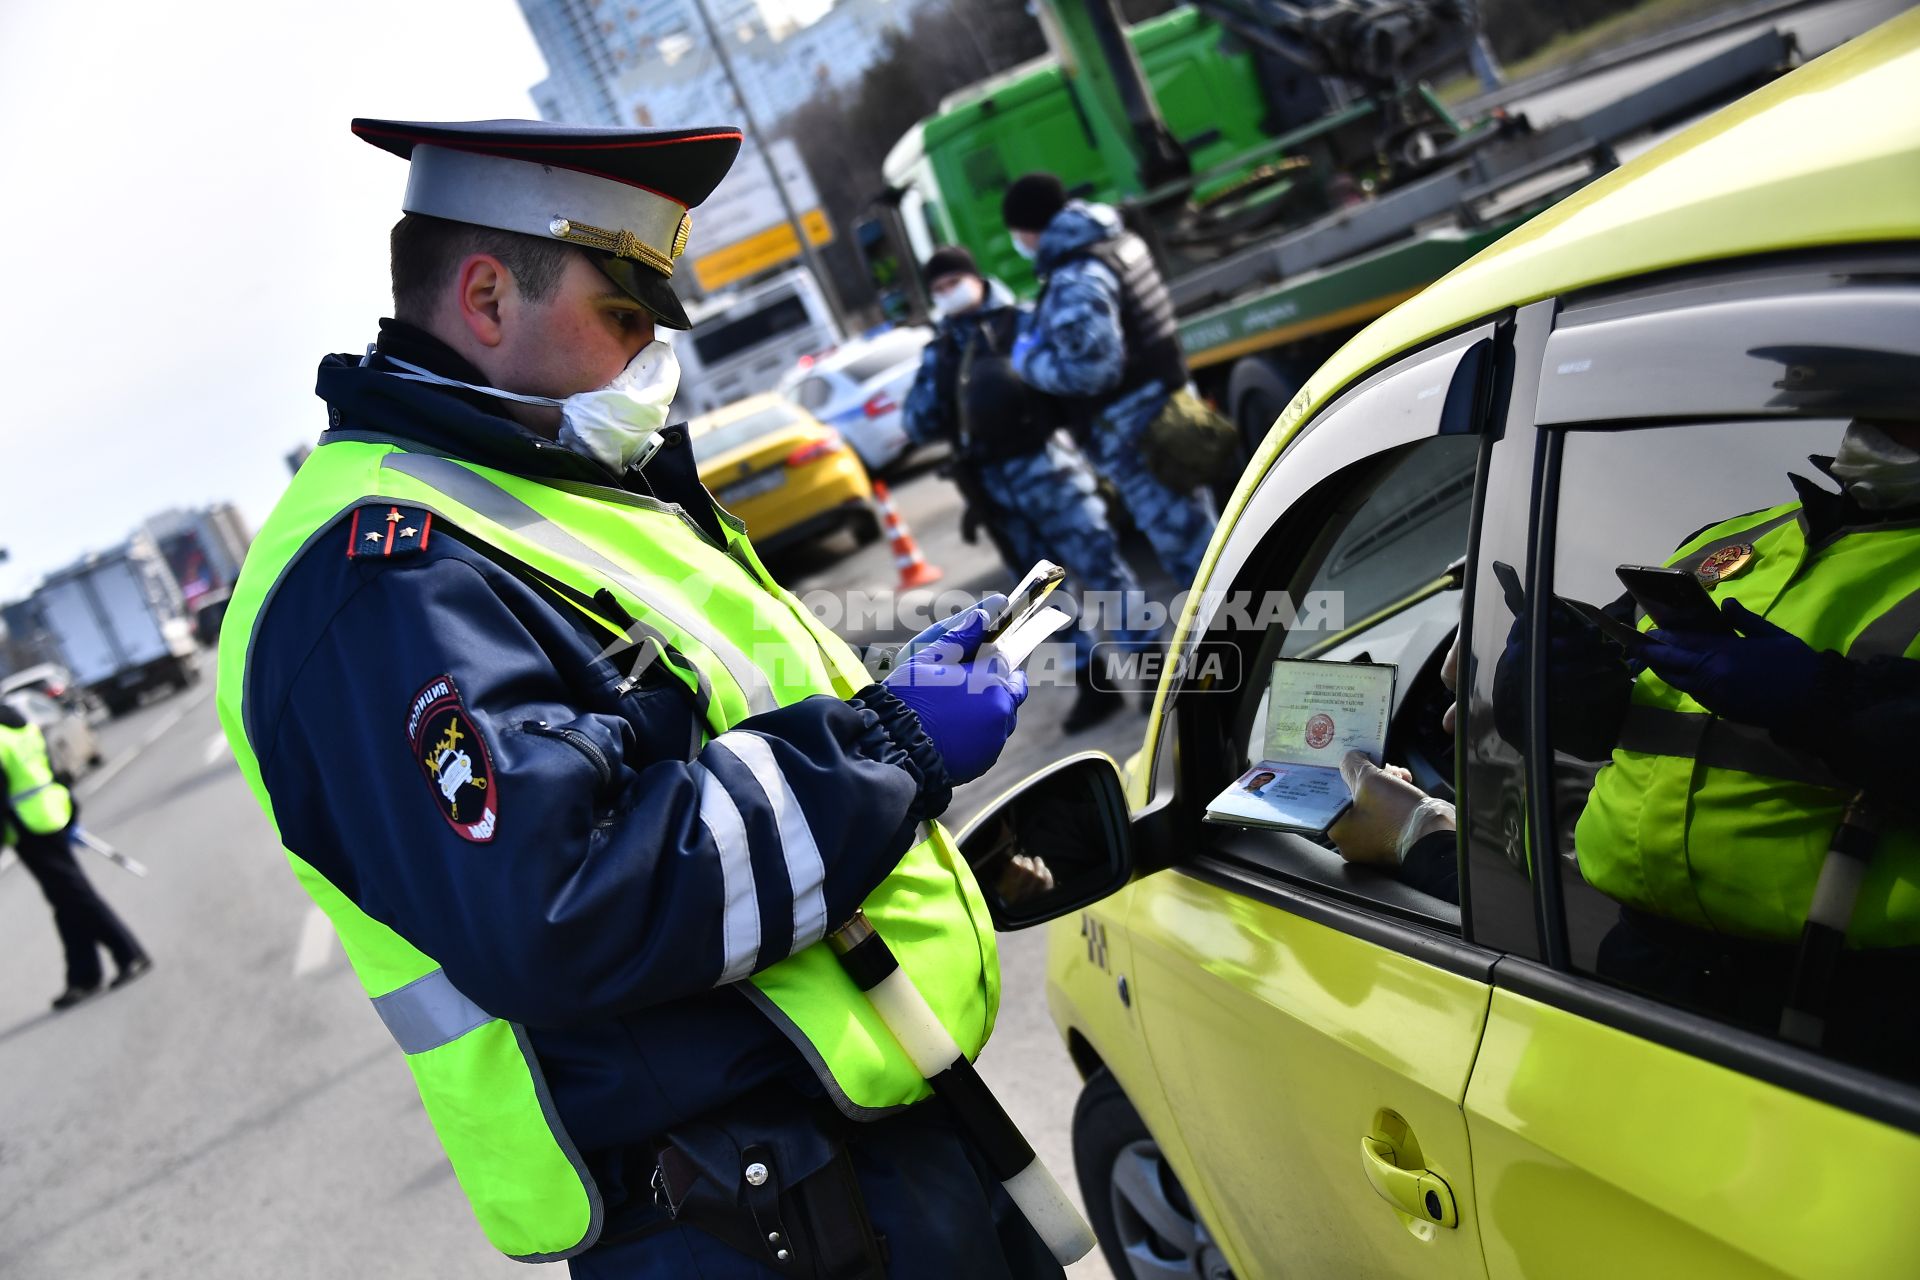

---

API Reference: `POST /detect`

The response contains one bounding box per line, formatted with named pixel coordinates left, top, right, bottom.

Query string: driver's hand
left=994, top=852, right=1056, bottom=904
left=1330, top=752, right=1453, bottom=868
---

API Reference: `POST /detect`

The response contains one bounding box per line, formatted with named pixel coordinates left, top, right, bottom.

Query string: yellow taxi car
left=689, top=393, right=882, bottom=553
left=958, top=13, right=1920, bottom=1279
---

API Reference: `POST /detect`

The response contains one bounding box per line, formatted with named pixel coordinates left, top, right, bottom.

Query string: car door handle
left=1360, top=1136, right=1458, bottom=1229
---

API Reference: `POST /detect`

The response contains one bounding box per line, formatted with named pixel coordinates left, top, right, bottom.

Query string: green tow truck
left=859, top=0, right=1802, bottom=447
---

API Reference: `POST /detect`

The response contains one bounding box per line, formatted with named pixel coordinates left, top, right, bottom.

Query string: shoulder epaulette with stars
left=346, top=504, right=434, bottom=559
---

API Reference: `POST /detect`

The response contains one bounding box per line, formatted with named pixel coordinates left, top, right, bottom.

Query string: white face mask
left=381, top=339, right=681, bottom=474
left=930, top=276, right=984, bottom=319
left=1830, top=420, right=1920, bottom=511
left=1010, top=234, right=1038, bottom=263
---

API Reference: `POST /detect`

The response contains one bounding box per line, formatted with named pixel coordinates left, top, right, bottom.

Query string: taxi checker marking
left=405, top=674, right=498, bottom=843
left=1305, top=713, right=1335, bottom=750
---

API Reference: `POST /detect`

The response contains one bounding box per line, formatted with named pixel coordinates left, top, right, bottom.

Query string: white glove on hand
left=1330, top=751, right=1456, bottom=867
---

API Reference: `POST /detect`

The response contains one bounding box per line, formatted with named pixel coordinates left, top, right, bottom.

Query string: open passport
left=1205, top=657, right=1396, bottom=834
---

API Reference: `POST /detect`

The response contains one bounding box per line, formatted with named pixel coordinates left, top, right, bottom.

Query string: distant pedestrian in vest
left=0, top=703, right=150, bottom=1010
left=904, top=245, right=1136, bottom=731
left=1003, top=172, right=1219, bottom=586
left=217, top=119, right=1052, bottom=1278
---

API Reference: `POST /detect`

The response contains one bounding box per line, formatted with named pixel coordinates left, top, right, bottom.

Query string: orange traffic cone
left=872, top=480, right=943, bottom=589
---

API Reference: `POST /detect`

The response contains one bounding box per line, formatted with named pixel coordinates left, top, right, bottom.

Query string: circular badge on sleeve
left=406, top=674, right=498, bottom=843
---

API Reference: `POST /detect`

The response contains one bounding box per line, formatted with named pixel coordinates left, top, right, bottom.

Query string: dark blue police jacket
left=256, top=321, right=953, bottom=1237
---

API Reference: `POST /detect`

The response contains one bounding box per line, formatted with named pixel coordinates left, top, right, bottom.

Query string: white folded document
left=986, top=605, right=1072, bottom=670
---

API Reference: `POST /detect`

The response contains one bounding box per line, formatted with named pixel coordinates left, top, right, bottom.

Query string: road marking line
left=292, top=905, right=337, bottom=977
left=74, top=681, right=216, bottom=800
left=202, top=731, right=230, bottom=766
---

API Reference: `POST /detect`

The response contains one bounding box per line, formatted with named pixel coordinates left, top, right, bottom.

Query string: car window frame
left=1153, top=320, right=1507, bottom=976
left=1495, top=250, right=1920, bottom=1136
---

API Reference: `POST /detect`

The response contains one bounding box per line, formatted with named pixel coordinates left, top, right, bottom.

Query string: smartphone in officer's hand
left=1615, top=564, right=1737, bottom=635
left=1496, top=557, right=1644, bottom=649
left=1490, top=559, right=1527, bottom=615
left=985, top=560, right=1068, bottom=642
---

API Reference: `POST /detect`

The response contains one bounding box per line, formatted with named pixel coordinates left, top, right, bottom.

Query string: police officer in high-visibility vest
left=1568, top=420, right=1920, bottom=1069
left=0, top=702, right=149, bottom=1009
left=1491, top=419, right=1920, bottom=1071
left=215, top=120, right=1048, bottom=1278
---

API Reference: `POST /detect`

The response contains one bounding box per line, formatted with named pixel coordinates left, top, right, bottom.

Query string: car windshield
left=691, top=403, right=804, bottom=463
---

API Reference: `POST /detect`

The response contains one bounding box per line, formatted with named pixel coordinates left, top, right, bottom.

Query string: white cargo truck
left=31, top=535, right=199, bottom=716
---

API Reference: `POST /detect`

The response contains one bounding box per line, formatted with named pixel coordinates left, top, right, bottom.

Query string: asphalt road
left=0, top=466, right=1132, bottom=1280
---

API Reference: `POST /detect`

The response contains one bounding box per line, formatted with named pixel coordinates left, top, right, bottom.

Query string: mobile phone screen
left=1615, top=564, right=1735, bottom=635
left=986, top=560, right=1068, bottom=642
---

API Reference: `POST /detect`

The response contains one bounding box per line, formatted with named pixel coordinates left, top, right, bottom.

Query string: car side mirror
left=955, top=751, right=1134, bottom=930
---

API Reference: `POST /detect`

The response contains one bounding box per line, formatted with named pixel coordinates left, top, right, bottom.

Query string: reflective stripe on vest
left=217, top=438, right=998, bottom=1259
left=381, top=451, right=781, bottom=721
left=373, top=968, right=493, bottom=1054
left=0, top=723, right=73, bottom=836
left=1574, top=504, right=1920, bottom=946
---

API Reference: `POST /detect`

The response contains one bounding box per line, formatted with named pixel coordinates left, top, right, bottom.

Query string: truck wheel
left=101, top=693, right=131, bottom=718
left=1072, top=1070, right=1235, bottom=1280
left=1226, top=355, right=1307, bottom=457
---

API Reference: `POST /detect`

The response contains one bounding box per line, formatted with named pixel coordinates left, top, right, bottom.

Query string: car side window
left=1531, top=416, right=1920, bottom=1085
left=1242, top=435, right=1476, bottom=782
left=1205, top=435, right=1481, bottom=926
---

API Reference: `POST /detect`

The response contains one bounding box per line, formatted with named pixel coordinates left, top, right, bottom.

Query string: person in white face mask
left=904, top=246, right=1147, bottom=733
left=219, top=119, right=1050, bottom=1280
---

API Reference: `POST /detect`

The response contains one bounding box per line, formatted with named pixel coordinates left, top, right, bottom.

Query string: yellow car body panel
left=1467, top=991, right=1920, bottom=1280
left=690, top=394, right=874, bottom=548
left=1125, top=874, right=1492, bottom=1279
left=1045, top=883, right=1204, bottom=1191
left=1050, top=12, right=1920, bottom=1279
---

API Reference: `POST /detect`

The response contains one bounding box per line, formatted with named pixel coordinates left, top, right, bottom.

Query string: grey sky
left=0, top=0, right=550, bottom=599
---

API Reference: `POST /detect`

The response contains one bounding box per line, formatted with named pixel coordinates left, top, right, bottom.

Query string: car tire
left=853, top=506, right=884, bottom=547
left=1073, top=1070, right=1236, bottom=1280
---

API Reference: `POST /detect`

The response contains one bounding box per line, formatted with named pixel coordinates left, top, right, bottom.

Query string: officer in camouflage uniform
left=904, top=246, right=1134, bottom=731
left=1005, top=173, right=1218, bottom=587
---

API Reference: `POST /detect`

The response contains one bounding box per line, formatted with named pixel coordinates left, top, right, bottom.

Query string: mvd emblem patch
left=406, top=675, right=498, bottom=842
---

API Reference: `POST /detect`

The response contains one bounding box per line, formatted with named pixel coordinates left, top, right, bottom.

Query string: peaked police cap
left=353, top=118, right=744, bottom=329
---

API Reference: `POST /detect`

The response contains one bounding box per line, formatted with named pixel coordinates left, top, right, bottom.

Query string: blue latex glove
left=894, top=593, right=1005, bottom=666
left=1492, top=596, right=1633, bottom=753
left=884, top=601, right=1030, bottom=784
left=1639, top=599, right=1825, bottom=731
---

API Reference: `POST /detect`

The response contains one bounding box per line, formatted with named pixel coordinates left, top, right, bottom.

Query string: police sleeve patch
left=406, top=674, right=498, bottom=842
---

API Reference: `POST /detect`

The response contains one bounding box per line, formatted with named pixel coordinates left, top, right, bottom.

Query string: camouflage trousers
left=1084, top=385, right=1220, bottom=586
left=980, top=434, right=1148, bottom=670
